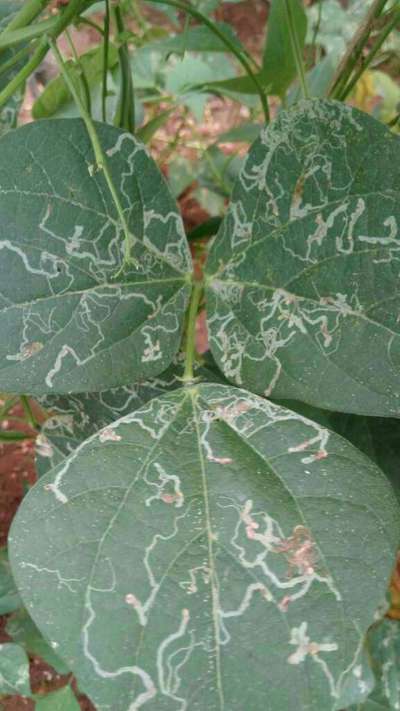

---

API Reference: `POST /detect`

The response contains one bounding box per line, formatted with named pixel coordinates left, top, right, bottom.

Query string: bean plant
left=0, top=0, right=400, bottom=709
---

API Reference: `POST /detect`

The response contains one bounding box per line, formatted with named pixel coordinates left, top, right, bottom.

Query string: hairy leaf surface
left=205, top=100, right=400, bottom=415
left=0, top=119, right=192, bottom=394
left=9, top=384, right=400, bottom=710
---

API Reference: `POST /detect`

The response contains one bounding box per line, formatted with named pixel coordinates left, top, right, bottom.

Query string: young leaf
left=0, top=642, right=31, bottom=697
left=9, top=384, right=400, bottom=710
left=35, top=357, right=225, bottom=476
left=6, top=608, right=69, bottom=674
left=205, top=100, right=400, bottom=416
left=35, top=685, right=80, bottom=711
left=261, top=0, right=307, bottom=96
left=0, top=119, right=192, bottom=394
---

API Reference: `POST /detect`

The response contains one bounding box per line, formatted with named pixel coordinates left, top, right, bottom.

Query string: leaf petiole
left=183, top=281, right=204, bottom=383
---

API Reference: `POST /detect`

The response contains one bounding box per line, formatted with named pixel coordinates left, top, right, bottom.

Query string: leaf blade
left=205, top=100, right=400, bottom=415
left=0, top=119, right=192, bottom=393
left=9, top=383, right=400, bottom=710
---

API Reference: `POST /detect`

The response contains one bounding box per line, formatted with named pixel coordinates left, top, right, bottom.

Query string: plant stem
left=183, top=282, right=203, bottom=382
left=284, top=0, right=309, bottom=99
left=20, top=395, right=39, bottom=430
left=0, top=17, right=57, bottom=50
left=0, top=43, right=35, bottom=78
left=0, top=0, right=51, bottom=36
left=310, top=0, right=323, bottom=65
left=0, top=0, right=87, bottom=109
left=65, top=27, right=91, bottom=114
left=147, top=0, right=270, bottom=123
left=49, top=37, right=137, bottom=269
left=102, top=0, right=111, bottom=122
left=113, top=4, right=135, bottom=132
left=388, top=112, right=400, bottom=127
left=339, top=6, right=400, bottom=100
left=76, top=16, right=104, bottom=36
left=328, top=0, right=390, bottom=99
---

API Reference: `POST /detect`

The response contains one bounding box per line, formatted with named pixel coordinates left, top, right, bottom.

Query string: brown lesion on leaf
left=273, top=525, right=317, bottom=578
left=291, top=173, right=306, bottom=213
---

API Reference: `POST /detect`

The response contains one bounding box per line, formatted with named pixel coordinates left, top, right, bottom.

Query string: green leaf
left=0, top=643, right=31, bottom=697
left=142, top=21, right=243, bottom=54
left=205, top=100, right=400, bottom=416
left=6, top=608, right=69, bottom=674
left=35, top=357, right=225, bottom=477
left=218, top=122, right=261, bottom=144
left=167, top=155, right=194, bottom=198
left=197, top=144, right=242, bottom=198
left=327, top=415, right=400, bottom=501
left=32, top=43, right=119, bottom=120
left=165, top=52, right=237, bottom=118
left=274, top=402, right=400, bottom=501
left=0, top=119, right=192, bottom=394
left=349, top=619, right=400, bottom=710
left=0, top=547, right=21, bottom=615
left=0, top=2, right=23, bottom=20
left=9, top=383, right=400, bottom=710
left=136, top=109, right=173, bottom=144
left=35, top=685, right=80, bottom=711
left=334, top=642, right=375, bottom=708
left=261, top=0, right=307, bottom=96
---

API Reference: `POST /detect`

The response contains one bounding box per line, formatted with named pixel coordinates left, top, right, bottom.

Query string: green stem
left=65, top=27, right=91, bottom=114
left=147, top=0, right=270, bottom=123
left=388, top=112, right=400, bottom=127
left=20, top=396, right=39, bottom=430
left=0, top=17, right=57, bottom=50
left=328, top=0, right=390, bottom=99
left=75, top=16, right=105, bottom=36
left=183, top=282, right=203, bottom=382
left=129, top=0, right=149, bottom=31
left=0, top=43, right=35, bottom=78
left=339, top=6, right=400, bottom=100
left=102, top=0, right=111, bottom=122
left=0, top=0, right=51, bottom=36
left=284, top=0, right=309, bottom=99
left=49, top=37, right=137, bottom=269
left=310, top=0, right=322, bottom=65
left=113, top=4, right=135, bottom=132
left=0, top=431, right=36, bottom=442
left=0, top=0, right=87, bottom=110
